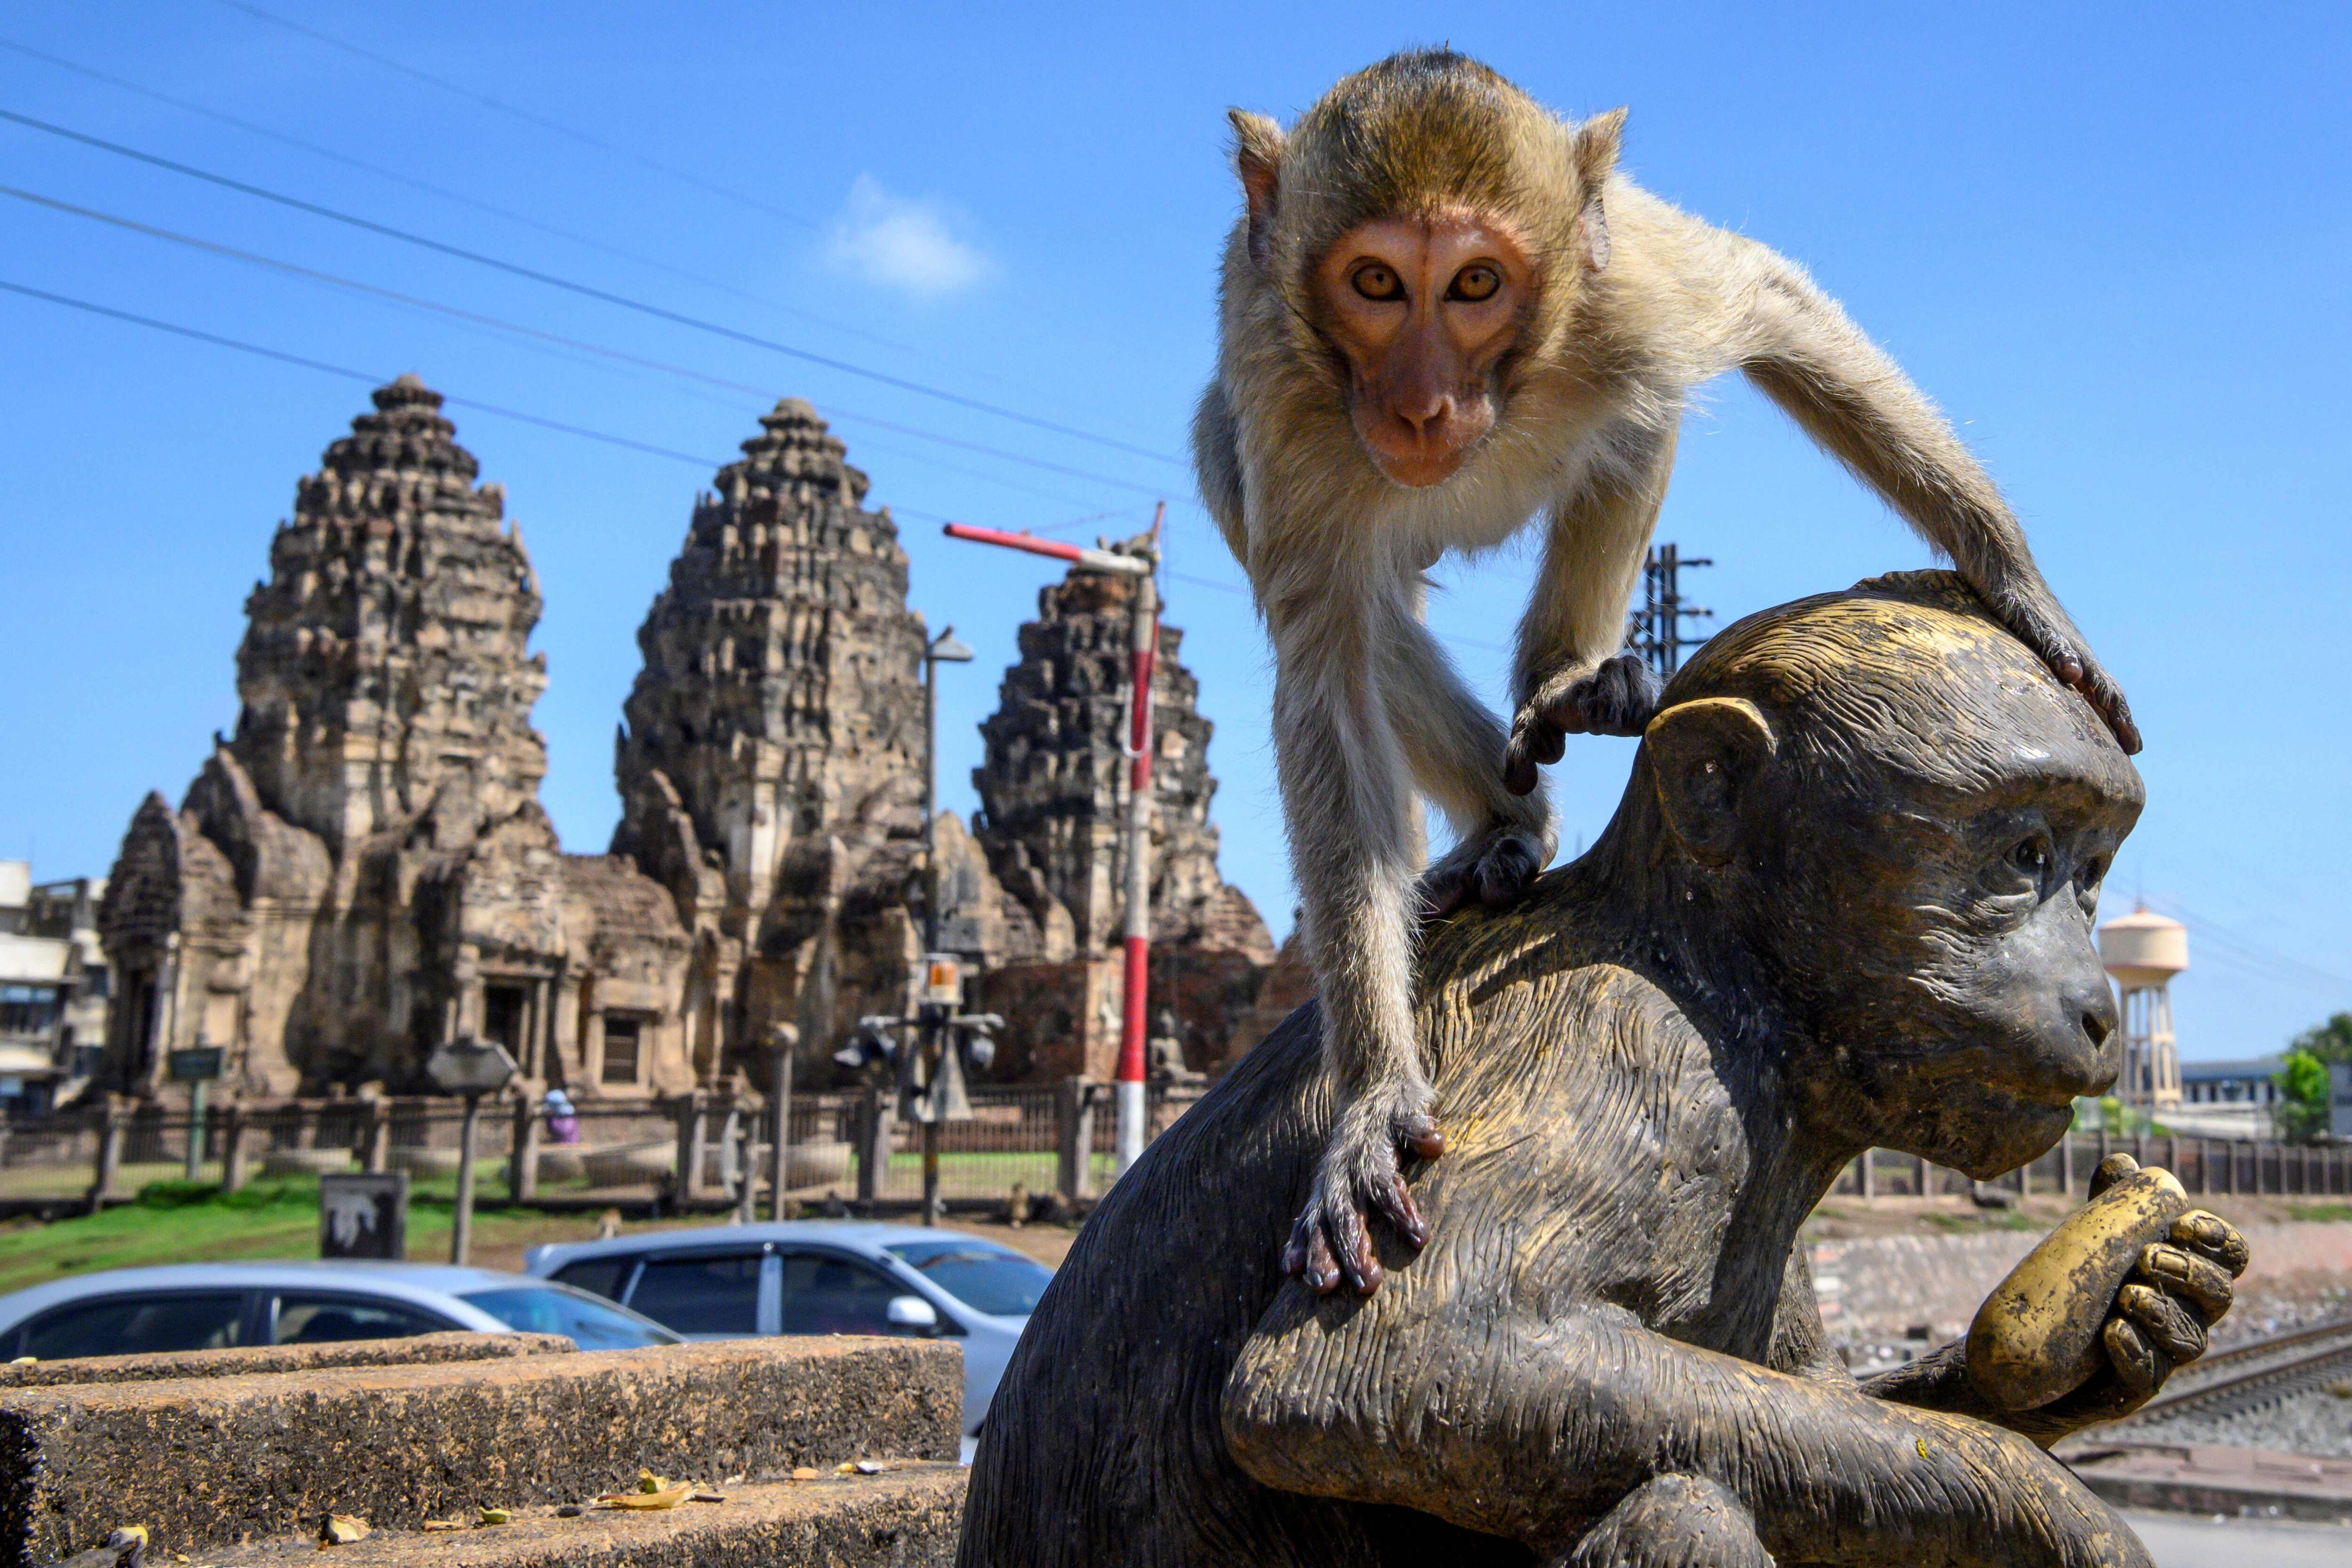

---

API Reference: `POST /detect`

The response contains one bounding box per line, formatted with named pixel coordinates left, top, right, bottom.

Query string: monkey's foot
left=1420, top=821, right=1549, bottom=918
left=1982, top=590, right=2143, bottom=756
left=1283, top=1094, right=1444, bottom=1295
left=1557, top=1476, right=1773, bottom=1568
left=1505, top=653, right=1663, bottom=795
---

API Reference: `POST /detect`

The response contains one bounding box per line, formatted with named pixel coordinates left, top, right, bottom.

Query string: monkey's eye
left=1447, top=264, right=1502, bottom=302
left=1351, top=263, right=1405, bottom=302
left=2006, top=836, right=2053, bottom=882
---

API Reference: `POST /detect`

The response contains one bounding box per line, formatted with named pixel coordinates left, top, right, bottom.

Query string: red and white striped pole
left=944, top=504, right=1163, bottom=1177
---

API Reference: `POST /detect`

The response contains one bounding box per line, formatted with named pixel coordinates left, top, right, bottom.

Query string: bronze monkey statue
left=960, top=573, right=2240, bottom=1568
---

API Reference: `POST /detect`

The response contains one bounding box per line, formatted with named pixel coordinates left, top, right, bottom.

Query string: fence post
left=362, top=1097, right=391, bottom=1175
left=87, top=1097, right=127, bottom=1211
left=1057, top=1078, right=1097, bottom=1202
left=509, top=1094, right=540, bottom=1204
left=855, top=1084, right=885, bottom=1204
left=220, top=1102, right=249, bottom=1193
left=2059, top=1134, right=2074, bottom=1199
left=1915, top=1154, right=1931, bottom=1198
left=672, top=1090, right=710, bottom=1205
left=1859, top=1149, right=1875, bottom=1201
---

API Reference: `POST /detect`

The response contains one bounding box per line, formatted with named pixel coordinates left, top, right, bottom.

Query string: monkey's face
left=1312, top=215, right=1534, bottom=487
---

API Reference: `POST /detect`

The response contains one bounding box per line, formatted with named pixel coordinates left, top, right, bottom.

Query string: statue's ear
left=1644, top=698, right=1778, bottom=866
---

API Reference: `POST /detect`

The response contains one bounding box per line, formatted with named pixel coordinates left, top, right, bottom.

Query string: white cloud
left=822, top=175, right=992, bottom=299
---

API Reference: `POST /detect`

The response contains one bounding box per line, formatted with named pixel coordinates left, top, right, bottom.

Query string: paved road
left=2127, top=1508, right=2352, bottom=1567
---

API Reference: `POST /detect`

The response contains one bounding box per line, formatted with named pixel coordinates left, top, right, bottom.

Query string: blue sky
left=2, top=3, right=2344, bottom=1062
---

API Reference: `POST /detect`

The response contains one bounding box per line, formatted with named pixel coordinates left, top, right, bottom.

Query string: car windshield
left=883, top=1240, right=1052, bottom=1317
left=459, top=1285, right=682, bottom=1350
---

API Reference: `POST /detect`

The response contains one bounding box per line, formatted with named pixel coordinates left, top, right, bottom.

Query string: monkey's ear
left=1229, top=109, right=1286, bottom=264
left=1572, top=108, right=1626, bottom=272
left=1644, top=697, right=1777, bottom=867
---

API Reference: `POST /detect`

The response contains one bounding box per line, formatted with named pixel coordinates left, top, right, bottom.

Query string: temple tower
left=231, top=374, right=548, bottom=852
left=98, top=378, right=691, bottom=1101
left=612, top=398, right=931, bottom=1075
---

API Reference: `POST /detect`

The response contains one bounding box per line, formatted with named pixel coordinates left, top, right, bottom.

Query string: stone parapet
left=0, top=1331, right=574, bottom=1390
left=0, top=1338, right=960, bottom=1561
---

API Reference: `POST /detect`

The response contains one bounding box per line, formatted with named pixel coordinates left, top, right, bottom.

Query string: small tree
left=2272, top=1048, right=2332, bottom=1145
left=2291, top=1011, right=2352, bottom=1065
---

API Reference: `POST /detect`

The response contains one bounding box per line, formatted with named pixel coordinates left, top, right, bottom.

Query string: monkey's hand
left=1284, top=1082, right=1443, bottom=1296
left=1977, top=585, right=2143, bottom=756
left=1504, top=653, right=1662, bottom=795
left=1421, top=820, right=1549, bottom=918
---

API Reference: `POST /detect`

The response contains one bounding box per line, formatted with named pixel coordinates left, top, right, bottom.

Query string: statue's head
left=1631, top=571, right=2143, bottom=1176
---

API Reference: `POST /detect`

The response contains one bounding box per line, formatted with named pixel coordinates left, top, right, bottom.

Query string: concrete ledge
left=2062, top=1441, right=2352, bottom=1526
left=188, top=1467, right=968, bottom=1567
left=0, top=1333, right=575, bottom=1389
left=0, top=1338, right=961, bottom=1561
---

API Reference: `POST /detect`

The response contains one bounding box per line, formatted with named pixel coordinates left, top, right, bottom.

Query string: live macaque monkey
left=1192, top=49, right=2139, bottom=1296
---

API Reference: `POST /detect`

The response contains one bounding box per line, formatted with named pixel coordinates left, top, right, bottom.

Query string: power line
left=0, top=277, right=723, bottom=470
left=0, top=107, right=1185, bottom=469
left=0, top=33, right=949, bottom=369
left=0, top=180, right=1163, bottom=498
left=211, top=0, right=818, bottom=231
left=0, top=278, right=1122, bottom=531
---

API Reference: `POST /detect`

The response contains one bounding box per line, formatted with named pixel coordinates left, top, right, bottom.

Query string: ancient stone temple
left=97, top=377, right=692, bottom=1101
left=611, top=399, right=953, bottom=1081
left=971, top=545, right=1276, bottom=1080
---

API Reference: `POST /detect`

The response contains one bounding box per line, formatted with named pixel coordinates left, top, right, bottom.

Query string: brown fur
left=1191, top=49, right=2137, bottom=1292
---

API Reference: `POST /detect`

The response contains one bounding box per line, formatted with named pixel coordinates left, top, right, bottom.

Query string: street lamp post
left=917, top=625, right=974, bottom=1227
left=767, top=1021, right=798, bottom=1223
left=944, top=504, right=1162, bottom=1177
left=426, top=1036, right=518, bottom=1266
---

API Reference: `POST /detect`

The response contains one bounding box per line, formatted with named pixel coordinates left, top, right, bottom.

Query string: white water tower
left=2099, top=907, right=2187, bottom=1109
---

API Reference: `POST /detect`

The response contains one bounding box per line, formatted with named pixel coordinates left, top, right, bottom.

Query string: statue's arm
left=1223, top=1292, right=2144, bottom=1567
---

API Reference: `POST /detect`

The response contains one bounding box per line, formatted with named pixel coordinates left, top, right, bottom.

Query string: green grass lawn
left=0, top=1178, right=652, bottom=1297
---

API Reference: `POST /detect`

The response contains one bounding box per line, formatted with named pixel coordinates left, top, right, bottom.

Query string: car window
left=273, top=1293, right=455, bottom=1345
left=778, top=1252, right=945, bottom=1336
left=883, top=1240, right=1053, bottom=1317
left=459, top=1286, right=682, bottom=1350
left=624, top=1252, right=762, bottom=1336
left=20, top=1292, right=248, bottom=1359
left=549, top=1258, right=631, bottom=1302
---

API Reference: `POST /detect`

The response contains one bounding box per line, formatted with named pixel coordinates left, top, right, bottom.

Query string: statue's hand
left=2034, top=1203, right=2247, bottom=1431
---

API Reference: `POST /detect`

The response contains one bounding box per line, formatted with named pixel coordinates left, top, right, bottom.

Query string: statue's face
left=1768, top=718, right=2143, bottom=1178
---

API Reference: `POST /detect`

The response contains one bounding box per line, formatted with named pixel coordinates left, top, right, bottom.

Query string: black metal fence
left=2, top=1079, right=1212, bottom=1213
left=1836, top=1131, right=2352, bottom=1202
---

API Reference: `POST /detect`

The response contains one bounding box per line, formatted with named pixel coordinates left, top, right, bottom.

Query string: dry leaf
left=420, top=1520, right=463, bottom=1533
left=317, top=1514, right=369, bottom=1547
left=478, top=1508, right=512, bottom=1526
left=597, top=1483, right=693, bottom=1511
left=789, top=1467, right=819, bottom=1482
left=688, top=1490, right=725, bottom=1504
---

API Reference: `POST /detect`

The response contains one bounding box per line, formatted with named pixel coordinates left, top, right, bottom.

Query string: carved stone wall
left=97, top=379, right=691, bottom=1102
left=611, top=399, right=934, bottom=1081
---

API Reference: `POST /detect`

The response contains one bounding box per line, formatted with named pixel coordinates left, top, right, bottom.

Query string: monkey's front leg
left=1504, top=445, right=1677, bottom=796
left=1268, top=631, right=1444, bottom=1295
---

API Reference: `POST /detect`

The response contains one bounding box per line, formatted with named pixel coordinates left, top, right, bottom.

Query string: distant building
left=0, top=863, right=108, bottom=1114
left=2179, top=1056, right=2282, bottom=1106
left=96, top=378, right=692, bottom=1104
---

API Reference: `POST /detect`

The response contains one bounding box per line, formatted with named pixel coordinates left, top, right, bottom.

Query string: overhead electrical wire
left=210, top=0, right=818, bottom=231
left=0, top=106, right=1186, bottom=469
left=0, top=277, right=738, bottom=470
left=0, top=33, right=954, bottom=368
left=0, top=180, right=1164, bottom=500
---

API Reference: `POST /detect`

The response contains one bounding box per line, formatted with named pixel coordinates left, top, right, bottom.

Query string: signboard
left=2331, top=1061, right=2352, bottom=1140
left=922, top=955, right=962, bottom=1009
left=320, top=1171, right=409, bottom=1260
left=426, top=1037, right=518, bottom=1097
left=167, top=1047, right=224, bottom=1083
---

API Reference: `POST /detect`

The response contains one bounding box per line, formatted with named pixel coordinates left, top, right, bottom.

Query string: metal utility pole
left=425, top=1037, right=517, bottom=1267
left=921, top=627, right=977, bottom=951
left=945, top=503, right=1163, bottom=1178
left=1625, top=543, right=1714, bottom=679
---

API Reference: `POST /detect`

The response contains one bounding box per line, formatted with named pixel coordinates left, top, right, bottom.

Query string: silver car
left=0, top=1262, right=682, bottom=1359
left=524, top=1223, right=1049, bottom=1444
